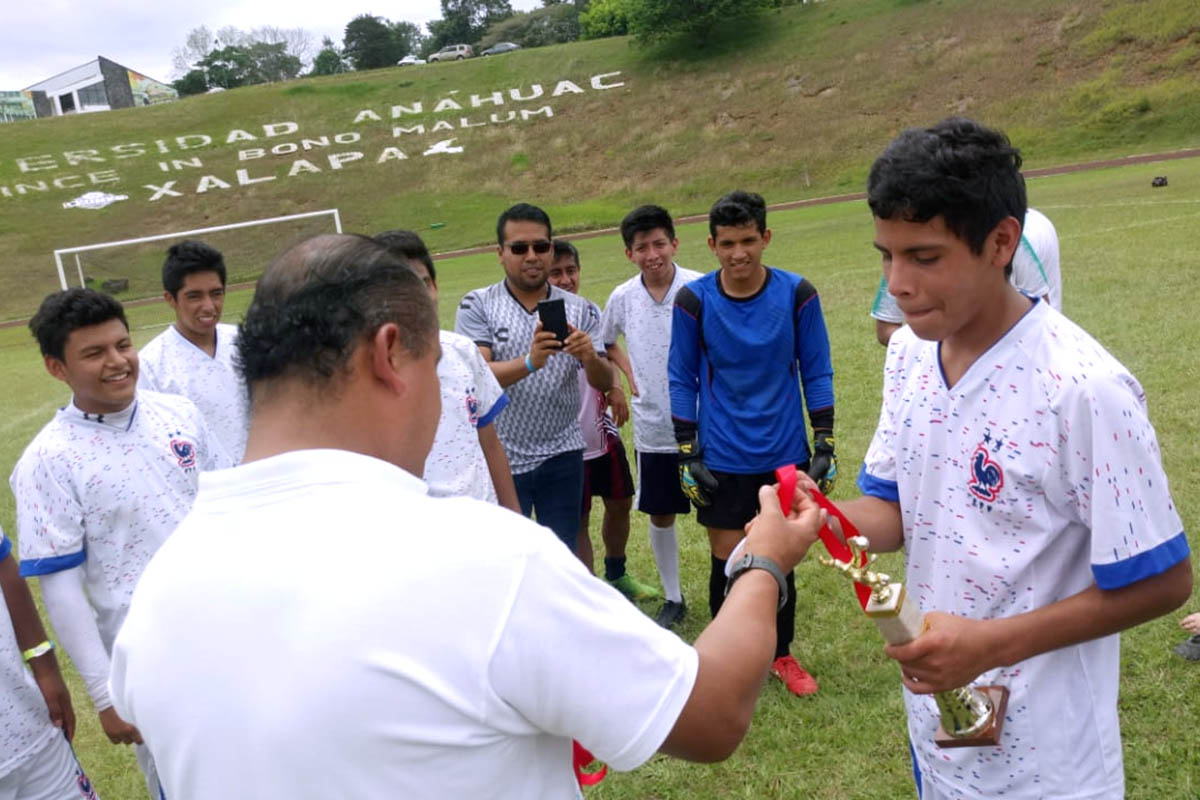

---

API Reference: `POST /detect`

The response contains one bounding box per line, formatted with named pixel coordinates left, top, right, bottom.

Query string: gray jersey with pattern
left=455, top=281, right=603, bottom=473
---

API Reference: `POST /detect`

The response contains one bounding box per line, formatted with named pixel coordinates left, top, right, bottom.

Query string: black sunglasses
left=507, top=240, right=552, bottom=255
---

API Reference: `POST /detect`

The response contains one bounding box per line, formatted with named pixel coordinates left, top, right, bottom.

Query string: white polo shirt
left=425, top=330, right=509, bottom=503
left=859, top=300, right=1187, bottom=799
left=138, top=322, right=249, bottom=464
left=0, top=530, right=59, bottom=779
left=110, top=449, right=698, bottom=799
left=10, top=392, right=218, bottom=650
left=601, top=265, right=704, bottom=453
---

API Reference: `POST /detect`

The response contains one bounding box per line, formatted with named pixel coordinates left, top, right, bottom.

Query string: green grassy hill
left=1, top=0, right=1197, bottom=318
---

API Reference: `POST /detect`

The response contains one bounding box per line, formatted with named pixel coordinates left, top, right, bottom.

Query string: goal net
left=52, top=209, right=342, bottom=301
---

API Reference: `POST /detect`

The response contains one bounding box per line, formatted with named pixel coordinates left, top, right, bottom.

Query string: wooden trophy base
left=934, top=686, right=1009, bottom=748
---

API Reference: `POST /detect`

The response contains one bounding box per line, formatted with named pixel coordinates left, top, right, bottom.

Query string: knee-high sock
left=709, top=555, right=728, bottom=619
left=649, top=522, right=683, bottom=602
left=775, top=570, right=797, bottom=660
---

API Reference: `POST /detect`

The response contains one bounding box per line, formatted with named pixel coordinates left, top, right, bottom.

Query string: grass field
left=1, top=0, right=1199, bottom=319
left=1, top=156, right=1198, bottom=798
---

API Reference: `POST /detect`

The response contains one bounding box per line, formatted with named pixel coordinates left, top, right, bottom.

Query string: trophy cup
left=820, top=536, right=1008, bottom=748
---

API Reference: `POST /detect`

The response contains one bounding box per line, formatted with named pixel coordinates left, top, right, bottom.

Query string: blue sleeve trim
left=19, top=550, right=86, bottom=578
left=476, top=393, right=509, bottom=428
left=1092, top=531, right=1190, bottom=590
left=0, top=538, right=10, bottom=561
left=857, top=463, right=900, bottom=503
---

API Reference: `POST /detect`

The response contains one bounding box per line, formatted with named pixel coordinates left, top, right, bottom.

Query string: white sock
left=649, top=522, right=683, bottom=603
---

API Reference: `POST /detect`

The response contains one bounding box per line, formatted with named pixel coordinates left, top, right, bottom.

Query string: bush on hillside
left=580, top=0, right=632, bottom=39
left=479, top=4, right=582, bottom=50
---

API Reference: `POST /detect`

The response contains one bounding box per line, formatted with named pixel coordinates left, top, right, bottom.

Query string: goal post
left=52, top=208, right=343, bottom=294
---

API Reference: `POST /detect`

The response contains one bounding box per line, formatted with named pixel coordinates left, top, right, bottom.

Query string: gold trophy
left=821, top=536, right=1008, bottom=748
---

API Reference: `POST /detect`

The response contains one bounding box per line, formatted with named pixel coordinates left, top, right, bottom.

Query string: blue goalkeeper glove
left=678, top=439, right=718, bottom=508
left=807, top=431, right=838, bottom=494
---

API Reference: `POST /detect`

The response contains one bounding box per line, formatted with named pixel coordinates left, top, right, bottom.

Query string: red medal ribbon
left=573, top=740, right=607, bottom=787
left=774, top=465, right=872, bottom=609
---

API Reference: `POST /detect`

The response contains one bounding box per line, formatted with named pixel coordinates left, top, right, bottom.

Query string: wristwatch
left=725, top=553, right=788, bottom=610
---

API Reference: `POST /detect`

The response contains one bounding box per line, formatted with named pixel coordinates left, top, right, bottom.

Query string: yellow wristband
left=22, top=640, right=54, bottom=662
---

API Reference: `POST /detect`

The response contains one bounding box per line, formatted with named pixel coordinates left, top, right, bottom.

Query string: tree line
left=172, top=0, right=810, bottom=95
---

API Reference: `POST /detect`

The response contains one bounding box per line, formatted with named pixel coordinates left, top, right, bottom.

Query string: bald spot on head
left=237, top=233, right=437, bottom=401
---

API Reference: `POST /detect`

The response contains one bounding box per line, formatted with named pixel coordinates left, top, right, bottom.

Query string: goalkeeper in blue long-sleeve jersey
left=668, top=190, right=836, bottom=697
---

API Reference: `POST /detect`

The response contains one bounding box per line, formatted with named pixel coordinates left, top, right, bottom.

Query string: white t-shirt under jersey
left=601, top=265, right=703, bottom=453
left=10, top=392, right=219, bottom=650
left=138, top=322, right=250, bottom=464
left=0, top=530, right=59, bottom=780
left=425, top=330, right=509, bottom=503
left=859, top=300, right=1188, bottom=800
left=110, top=449, right=698, bottom=800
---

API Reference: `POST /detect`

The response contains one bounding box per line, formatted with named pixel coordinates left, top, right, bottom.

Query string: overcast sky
left=0, top=1, right=543, bottom=89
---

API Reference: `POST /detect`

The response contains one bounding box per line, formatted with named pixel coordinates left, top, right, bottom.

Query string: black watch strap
left=725, top=553, right=788, bottom=611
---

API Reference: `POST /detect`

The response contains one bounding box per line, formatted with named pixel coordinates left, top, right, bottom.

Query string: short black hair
left=237, top=234, right=437, bottom=398
left=552, top=239, right=579, bottom=266
left=620, top=205, right=675, bottom=248
left=496, top=203, right=552, bottom=246
left=163, top=240, right=227, bottom=297
left=29, top=288, right=128, bottom=361
left=374, top=229, right=435, bottom=284
left=709, top=191, right=767, bottom=238
left=867, top=117, right=1027, bottom=273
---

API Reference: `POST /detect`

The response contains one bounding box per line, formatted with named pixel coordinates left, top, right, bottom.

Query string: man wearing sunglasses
left=456, top=203, right=613, bottom=550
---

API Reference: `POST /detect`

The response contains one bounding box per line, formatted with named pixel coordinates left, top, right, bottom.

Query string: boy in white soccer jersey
left=374, top=230, right=519, bottom=511
left=547, top=240, right=661, bottom=604
left=138, top=240, right=250, bottom=462
left=11, top=288, right=222, bottom=799
left=1, top=525, right=98, bottom=799
left=600, top=206, right=704, bottom=628
left=870, top=207, right=1061, bottom=345
left=827, top=117, right=1191, bottom=799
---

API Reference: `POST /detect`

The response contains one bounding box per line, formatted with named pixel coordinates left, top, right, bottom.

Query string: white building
left=17, top=56, right=176, bottom=119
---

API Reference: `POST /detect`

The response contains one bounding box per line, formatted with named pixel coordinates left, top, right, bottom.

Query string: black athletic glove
left=807, top=431, right=838, bottom=495
left=678, top=439, right=719, bottom=508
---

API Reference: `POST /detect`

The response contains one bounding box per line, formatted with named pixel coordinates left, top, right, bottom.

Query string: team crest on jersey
left=464, top=388, right=480, bottom=426
left=967, top=430, right=1005, bottom=505
left=170, top=437, right=198, bottom=471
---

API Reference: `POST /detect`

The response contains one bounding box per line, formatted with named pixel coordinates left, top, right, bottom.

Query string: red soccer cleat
left=771, top=655, right=819, bottom=696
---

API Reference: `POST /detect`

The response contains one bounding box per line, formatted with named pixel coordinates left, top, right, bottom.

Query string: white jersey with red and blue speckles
left=9, top=391, right=218, bottom=651
left=138, top=322, right=247, bottom=465
left=424, top=330, right=509, bottom=503
left=0, top=530, right=60, bottom=780
left=859, top=300, right=1187, bottom=799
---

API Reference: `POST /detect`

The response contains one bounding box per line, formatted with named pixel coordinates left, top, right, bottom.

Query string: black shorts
left=635, top=451, right=691, bottom=516
left=696, top=462, right=810, bottom=530
left=582, top=436, right=635, bottom=514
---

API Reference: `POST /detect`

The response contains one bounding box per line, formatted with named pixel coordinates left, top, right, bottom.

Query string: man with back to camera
left=108, top=233, right=831, bottom=799
left=138, top=240, right=250, bottom=462
left=826, top=117, right=1190, bottom=798
left=669, top=190, right=838, bottom=696
left=547, top=239, right=661, bottom=603
left=455, top=203, right=613, bottom=550
left=374, top=229, right=519, bottom=511
left=870, top=207, right=1061, bottom=345
left=600, top=205, right=704, bottom=628
left=10, top=288, right=223, bottom=799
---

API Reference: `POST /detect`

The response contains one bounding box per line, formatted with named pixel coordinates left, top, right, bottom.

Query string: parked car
left=397, top=54, right=426, bottom=66
left=429, top=44, right=473, bottom=62
left=481, top=42, right=521, bottom=56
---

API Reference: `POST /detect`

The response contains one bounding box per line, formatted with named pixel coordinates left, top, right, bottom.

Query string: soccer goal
left=51, top=209, right=342, bottom=298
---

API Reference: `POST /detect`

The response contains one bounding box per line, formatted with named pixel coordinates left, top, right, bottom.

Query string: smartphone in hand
left=537, top=298, right=569, bottom=342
